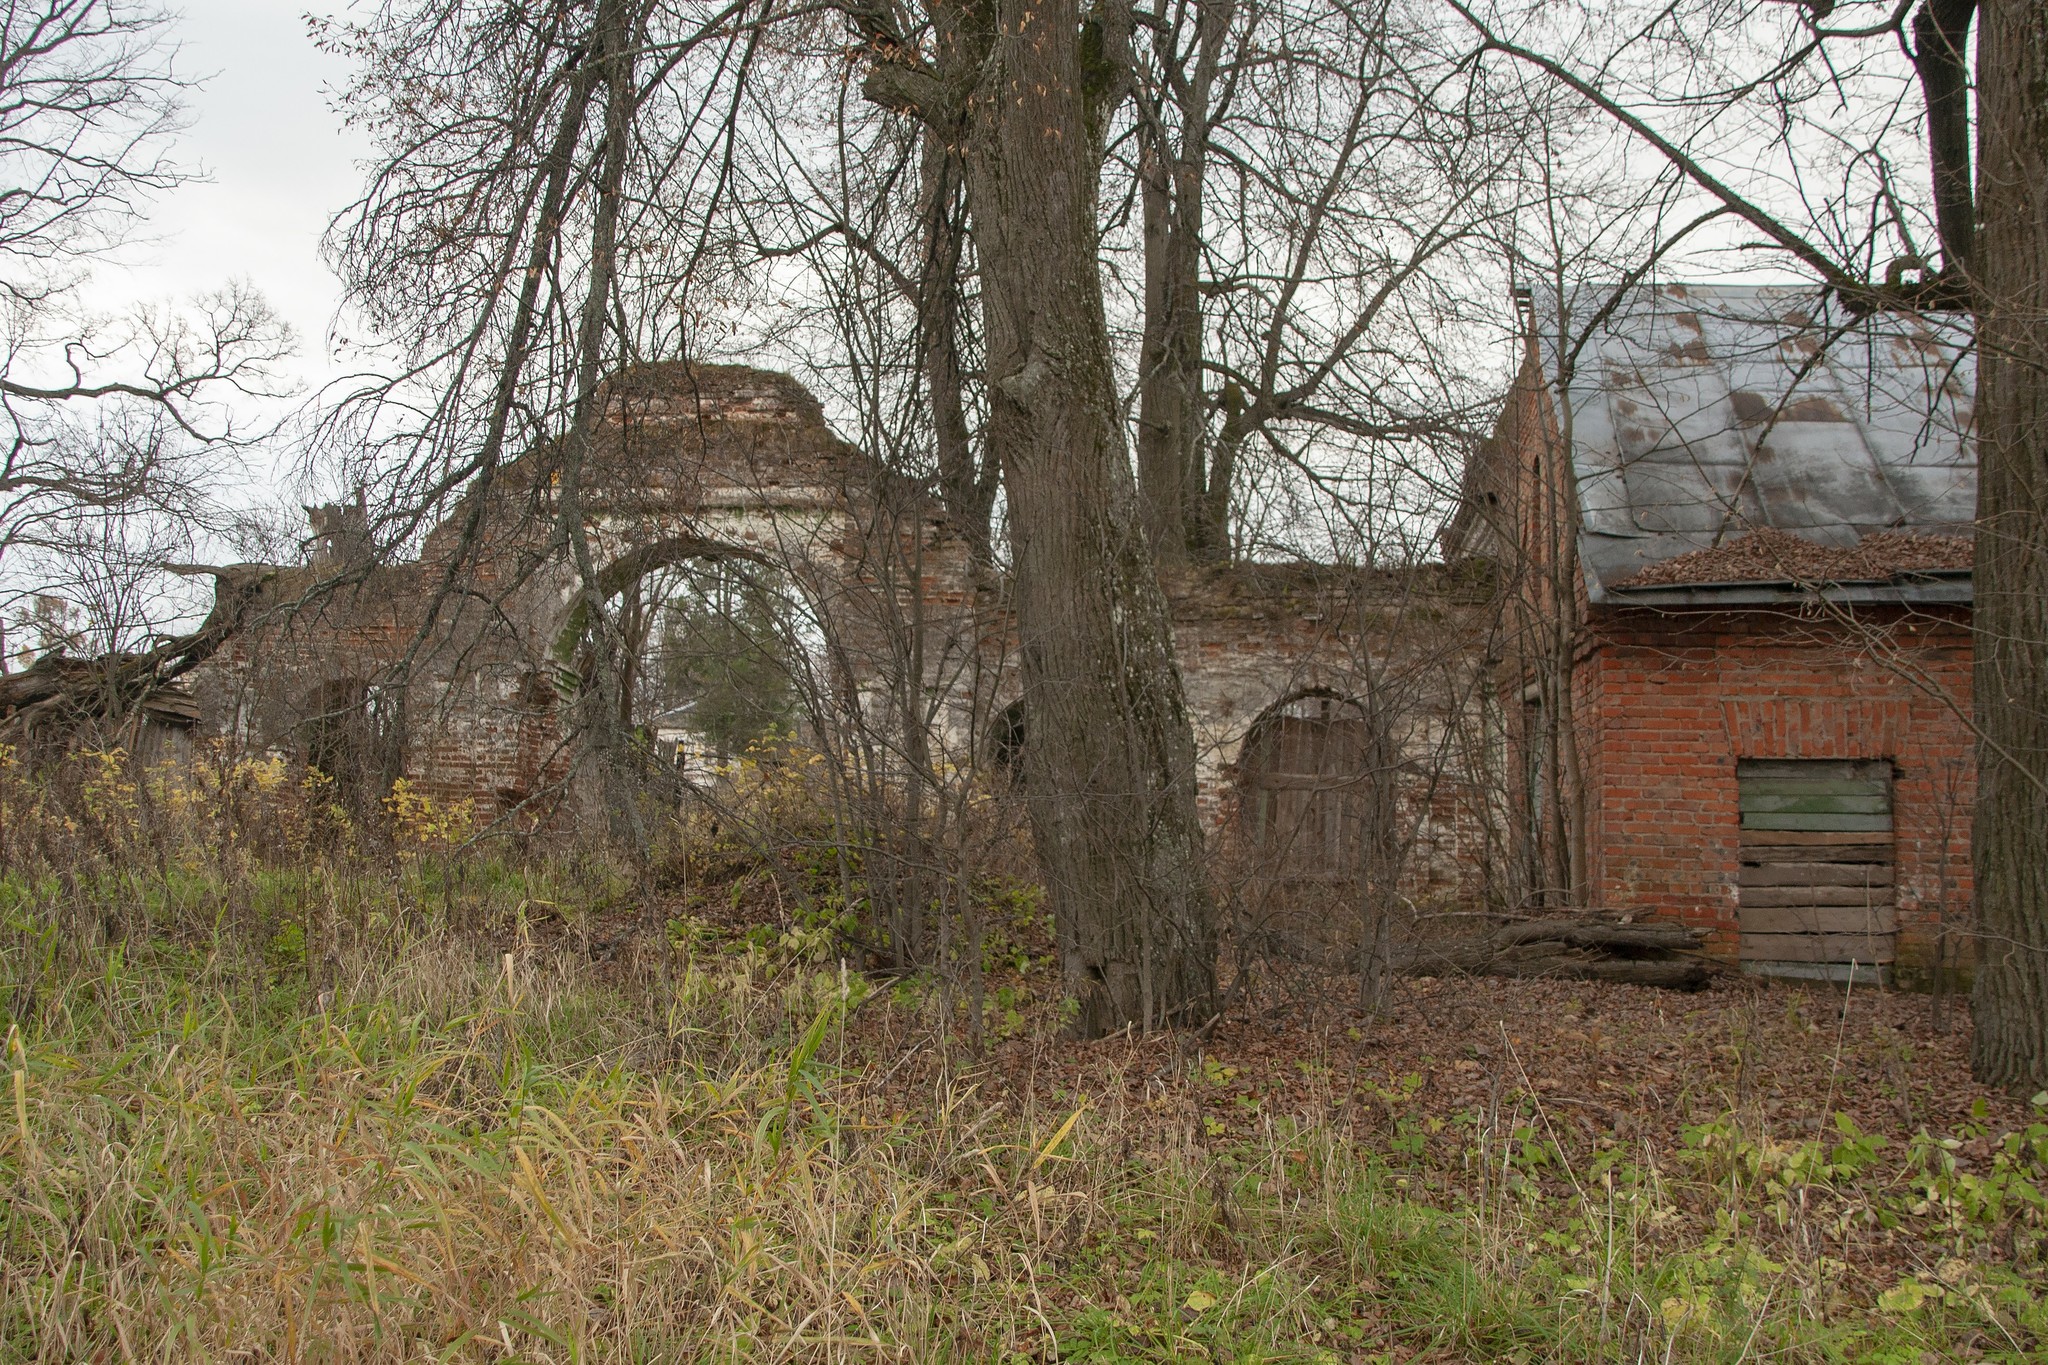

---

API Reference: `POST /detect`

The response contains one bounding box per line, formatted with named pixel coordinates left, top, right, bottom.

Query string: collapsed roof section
left=1531, top=283, right=1975, bottom=606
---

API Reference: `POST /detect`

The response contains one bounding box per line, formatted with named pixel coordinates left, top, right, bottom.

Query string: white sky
left=90, top=2, right=371, bottom=412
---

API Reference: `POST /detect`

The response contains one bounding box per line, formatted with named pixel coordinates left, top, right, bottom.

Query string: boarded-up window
left=1737, top=759, right=1894, bottom=979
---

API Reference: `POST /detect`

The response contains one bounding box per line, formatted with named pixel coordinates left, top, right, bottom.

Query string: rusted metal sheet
left=1531, top=284, right=1976, bottom=601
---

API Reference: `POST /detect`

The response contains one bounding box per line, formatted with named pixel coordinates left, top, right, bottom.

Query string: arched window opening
left=636, top=560, right=798, bottom=764
left=991, top=697, right=1027, bottom=780
left=552, top=551, right=803, bottom=773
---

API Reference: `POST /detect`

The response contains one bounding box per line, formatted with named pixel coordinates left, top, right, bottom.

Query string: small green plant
left=755, top=994, right=843, bottom=1157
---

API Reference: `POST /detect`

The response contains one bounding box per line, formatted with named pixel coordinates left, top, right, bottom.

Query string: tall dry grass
left=1, top=745, right=2043, bottom=1362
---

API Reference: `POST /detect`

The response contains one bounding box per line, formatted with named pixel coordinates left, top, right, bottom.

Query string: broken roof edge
left=1594, top=574, right=1971, bottom=609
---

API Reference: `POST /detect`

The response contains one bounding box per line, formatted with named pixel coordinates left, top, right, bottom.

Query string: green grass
left=0, top=746, right=2039, bottom=1360
left=1, top=901, right=2040, bottom=1362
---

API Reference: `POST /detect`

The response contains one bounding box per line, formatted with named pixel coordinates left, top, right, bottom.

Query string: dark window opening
left=302, top=678, right=403, bottom=811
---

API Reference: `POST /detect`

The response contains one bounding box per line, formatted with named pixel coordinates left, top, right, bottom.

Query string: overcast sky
left=90, top=2, right=371, bottom=404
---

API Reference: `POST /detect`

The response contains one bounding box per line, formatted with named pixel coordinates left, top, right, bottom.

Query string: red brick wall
left=1579, top=606, right=1974, bottom=977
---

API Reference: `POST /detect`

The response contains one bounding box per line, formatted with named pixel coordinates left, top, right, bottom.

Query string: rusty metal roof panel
left=1529, top=284, right=1975, bottom=600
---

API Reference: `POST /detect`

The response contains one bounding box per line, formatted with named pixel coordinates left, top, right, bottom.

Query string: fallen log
left=0, top=563, right=277, bottom=740
left=1483, top=948, right=1711, bottom=990
left=1393, top=913, right=1718, bottom=990
left=1492, top=918, right=1707, bottom=954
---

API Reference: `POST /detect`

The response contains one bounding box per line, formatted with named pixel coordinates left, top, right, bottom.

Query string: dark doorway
left=302, top=678, right=403, bottom=813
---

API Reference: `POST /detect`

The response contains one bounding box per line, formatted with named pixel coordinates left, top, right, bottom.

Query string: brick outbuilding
left=1454, top=284, right=1977, bottom=984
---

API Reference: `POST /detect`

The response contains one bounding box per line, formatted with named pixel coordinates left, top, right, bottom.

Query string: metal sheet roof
left=1530, top=284, right=1975, bottom=602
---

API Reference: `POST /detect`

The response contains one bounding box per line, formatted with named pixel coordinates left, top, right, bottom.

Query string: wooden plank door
left=1737, top=759, right=1894, bottom=975
left=1237, top=694, right=1372, bottom=958
left=1243, top=708, right=1367, bottom=883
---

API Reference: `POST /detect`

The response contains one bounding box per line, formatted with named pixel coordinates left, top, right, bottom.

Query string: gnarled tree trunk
left=970, top=0, right=1214, bottom=1035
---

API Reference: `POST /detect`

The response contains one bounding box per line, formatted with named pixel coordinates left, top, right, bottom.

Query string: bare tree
left=1967, top=0, right=2048, bottom=1088
left=0, top=1, right=288, bottom=726
left=841, top=0, right=1219, bottom=1036
left=315, top=0, right=1549, bottom=1037
left=1113, top=1, right=1519, bottom=566
left=1127, top=0, right=1230, bottom=562
left=319, top=0, right=774, bottom=852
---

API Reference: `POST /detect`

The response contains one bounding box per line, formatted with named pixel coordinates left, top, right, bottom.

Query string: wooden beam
left=1739, top=885, right=1894, bottom=909
left=1739, top=794, right=1891, bottom=816
left=1739, top=931, right=1896, bottom=964
left=1737, top=776, right=1892, bottom=797
left=1740, top=862, right=1894, bottom=887
left=1739, top=829, right=1896, bottom=847
left=1741, top=812, right=1893, bottom=832
left=1738, top=759, right=1890, bottom=782
left=1742, top=843, right=1895, bottom=865
left=1741, top=905, right=1897, bottom=935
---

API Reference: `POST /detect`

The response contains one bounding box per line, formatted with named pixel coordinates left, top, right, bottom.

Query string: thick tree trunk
left=962, top=0, right=1217, bottom=1035
left=1970, top=0, right=2048, bottom=1089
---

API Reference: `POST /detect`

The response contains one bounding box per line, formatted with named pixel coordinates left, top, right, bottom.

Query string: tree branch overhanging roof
left=1525, top=282, right=1976, bottom=606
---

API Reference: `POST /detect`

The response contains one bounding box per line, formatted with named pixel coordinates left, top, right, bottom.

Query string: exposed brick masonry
left=1577, top=607, right=1973, bottom=978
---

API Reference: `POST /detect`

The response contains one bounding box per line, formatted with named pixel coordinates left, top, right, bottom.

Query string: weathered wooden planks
left=1737, top=759, right=1890, bottom=784
left=1738, top=776, right=1893, bottom=796
left=1736, top=758, right=1895, bottom=970
left=1738, top=885, right=1893, bottom=909
left=1739, top=905, right=1898, bottom=935
left=1740, top=862, right=1894, bottom=887
left=1740, top=828, right=1894, bottom=849
left=1739, top=931, right=1896, bottom=964
left=1740, top=812, right=1894, bottom=831
left=1740, top=793, right=1892, bottom=815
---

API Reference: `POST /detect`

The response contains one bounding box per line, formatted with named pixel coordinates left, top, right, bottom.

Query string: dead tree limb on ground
left=1401, top=914, right=1714, bottom=990
left=0, top=564, right=277, bottom=741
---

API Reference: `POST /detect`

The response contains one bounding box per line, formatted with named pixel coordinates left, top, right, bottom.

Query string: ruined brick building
left=158, top=283, right=1985, bottom=983
left=1453, top=284, right=1977, bottom=984
left=189, top=366, right=893, bottom=822
left=181, top=364, right=1501, bottom=941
